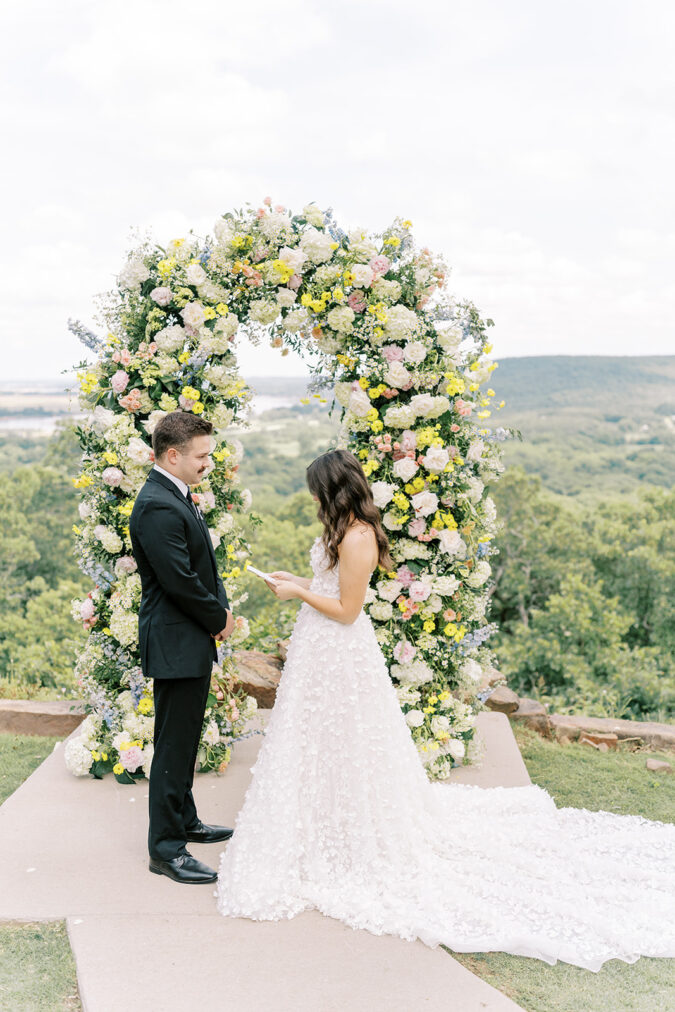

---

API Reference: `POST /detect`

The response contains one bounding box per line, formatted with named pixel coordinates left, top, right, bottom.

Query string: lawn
left=449, top=724, right=675, bottom=1012
left=0, top=734, right=80, bottom=1010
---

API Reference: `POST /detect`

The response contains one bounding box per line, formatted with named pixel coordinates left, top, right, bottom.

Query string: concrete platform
left=0, top=710, right=527, bottom=1011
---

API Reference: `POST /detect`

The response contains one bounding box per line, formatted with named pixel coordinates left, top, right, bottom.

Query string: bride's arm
left=273, top=532, right=375, bottom=624
left=268, top=570, right=312, bottom=590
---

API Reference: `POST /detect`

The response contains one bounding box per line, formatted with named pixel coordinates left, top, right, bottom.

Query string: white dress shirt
left=153, top=463, right=189, bottom=498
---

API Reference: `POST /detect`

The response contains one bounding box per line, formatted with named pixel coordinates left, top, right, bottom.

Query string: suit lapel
left=146, top=470, right=219, bottom=578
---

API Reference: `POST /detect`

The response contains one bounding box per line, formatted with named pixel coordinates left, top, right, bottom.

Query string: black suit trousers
left=148, top=672, right=212, bottom=860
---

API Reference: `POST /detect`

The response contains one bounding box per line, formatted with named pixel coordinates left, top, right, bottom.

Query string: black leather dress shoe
left=149, top=853, right=217, bottom=884
left=185, top=821, right=234, bottom=844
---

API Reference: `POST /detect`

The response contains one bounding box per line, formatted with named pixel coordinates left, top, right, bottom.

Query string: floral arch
left=66, top=199, right=505, bottom=784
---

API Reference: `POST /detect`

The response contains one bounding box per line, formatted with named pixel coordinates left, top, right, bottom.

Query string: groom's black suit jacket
left=129, top=469, right=231, bottom=680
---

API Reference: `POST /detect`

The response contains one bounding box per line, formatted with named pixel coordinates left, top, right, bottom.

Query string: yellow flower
left=178, top=352, right=190, bottom=364
left=203, top=307, right=217, bottom=321
left=91, top=751, right=100, bottom=762
left=343, top=270, right=355, bottom=285
left=192, top=402, right=205, bottom=414
left=477, top=410, right=491, bottom=419
left=332, top=288, right=344, bottom=302
left=72, top=524, right=81, bottom=535
left=487, top=388, right=495, bottom=397
left=103, top=451, right=118, bottom=465
left=384, top=236, right=401, bottom=247
left=215, top=302, right=229, bottom=315
left=181, top=386, right=201, bottom=401
left=113, top=763, right=124, bottom=775
left=137, top=697, right=152, bottom=715
left=117, top=501, right=134, bottom=517
left=423, top=619, right=435, bottom=633
left=157, top=257, right=176, bottom=276
left=484, top=343, right=493, bottom=354
left=358, top=377, right=369, bottom=389
left=101, top=752, right=108, bottom=762
left=226, top=544, right=235, bottom=557
left=370, top=420, right=384, bottom=433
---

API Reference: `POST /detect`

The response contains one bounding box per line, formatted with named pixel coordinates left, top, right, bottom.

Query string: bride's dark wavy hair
left=306, top=449, right=393, bottom=572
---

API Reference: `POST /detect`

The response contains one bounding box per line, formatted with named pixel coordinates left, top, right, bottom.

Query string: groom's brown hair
left=152, top=411, right=213, bottom=460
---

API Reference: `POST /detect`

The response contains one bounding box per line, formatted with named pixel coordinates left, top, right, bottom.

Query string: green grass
left=449, top=725, right=675, bottom=1011
left=0, top=734, right=61, bottom=807
left=0, top=922, right=80, bottom=1011
left=0, top=736, right=80, bottom=1010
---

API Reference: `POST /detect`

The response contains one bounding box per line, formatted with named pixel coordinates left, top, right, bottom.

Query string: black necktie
left=185, top=489, right=201, bottom=521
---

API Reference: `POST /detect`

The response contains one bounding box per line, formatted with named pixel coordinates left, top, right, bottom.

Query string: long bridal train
left=217, top=537, right=675, bottom=972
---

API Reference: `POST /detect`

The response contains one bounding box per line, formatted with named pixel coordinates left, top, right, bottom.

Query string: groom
left=129, top=411, right=235, bottom=884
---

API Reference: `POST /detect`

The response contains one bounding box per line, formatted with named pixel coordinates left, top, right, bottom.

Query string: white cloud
left=1, top=0, right=674, bottom=380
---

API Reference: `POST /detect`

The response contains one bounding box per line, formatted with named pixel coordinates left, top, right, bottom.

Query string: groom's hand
left=214, top=609, right=235, bottom=642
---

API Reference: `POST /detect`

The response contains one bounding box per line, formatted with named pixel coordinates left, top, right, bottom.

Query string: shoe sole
left=149, top=865, right=217, bottom=884
left=185, top=834, right=233, bottom=843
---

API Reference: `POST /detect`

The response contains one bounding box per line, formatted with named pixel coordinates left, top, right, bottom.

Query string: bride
left=216, top=449, right=675, bottom=971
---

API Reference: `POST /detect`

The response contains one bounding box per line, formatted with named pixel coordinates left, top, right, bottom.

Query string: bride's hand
left=269, top=570, right=295, bottom=582
left=271, top=579, right=300, bottom=601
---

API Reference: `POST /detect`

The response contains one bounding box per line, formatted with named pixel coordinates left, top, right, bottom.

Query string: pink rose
left=111, top=370, right=129, bottom=394
left=120, top=349, right=132, bottom=367
left=369, top=254, right=391, bottom=276
left=263, top=196, right=272, bottom=206
left=347, top=291, right=367, bottom=313
left=119, top=388, right=142, bottom=412
left=288, top=274, right=302, bottom=290
left=382, top=344, right=404, bottom=363
left=396, top=565, right=415, bottom=587
left=150, top=286, right=173, bottom=307
left=408, top=580, right=431, bottom=603
left=112, top=351, right=121, bottom=363
left=454, top=399, right=472, bottom=417
left=408, top=517, right=427, bottom=539
left=80, top=598, right=96, bottom=622
left=393, top=639, right=417, bottom=663
left=115, top=556, right=137, bottom=575
left=399, top=429, right=417, bottom=452
left=119, top=746, right=144, bottom=772
left=102, top=466, right=124, bottom=487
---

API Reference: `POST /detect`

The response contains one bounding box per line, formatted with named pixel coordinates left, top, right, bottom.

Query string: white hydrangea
left=466, top=560, right=492, bottom=587
left=118, top=257, right=150, bottom=291
left=466, top=438, right=485, bottom=462
left=276, top=288, right=297, bottom=308
left=216, top=513, right=235, bottom=536
left=213, top=313, right=239, bottom=338
left=369, top=600, right=393, bottom=621
left=396, top=539, right=431, bottom=560
left=91, top=405, right=116, bottom=434
left=300, top=227, right=334, bottom=263
left=376, top=579, right=403, bottom=602
left=282, top=308, right=310, bottom=333
left=259, top=211, right=292, bottom=240
left=154, top=325, right=186, bottom=353
left=333, top=381, right=352, bottom=408
left=384, top=304, right=419, bottom=341
left=396, top=685, right=421, bottom=706
left=460, top=658, right=482, bottom=683
left=109, top=609, right=139, bottom=647
left=371, top=278, right=402, bottom=303
left=249, top=299, right=279, bottom=325
left=126, top=437, right=153, bottom=466
left=303, top=203, right=325, bottom=227
left=94, top=525, right=123, bottom=554
left=435, top=322, right=463, bottom=355
left=203, top=720, right=220, bottom=746
left=64, top=738, right=93, bottom=777
left=347, top=228, right=378, bottom=262
left=210, top=404, right=235, bottom=430
left=383, top=403, right=417, bottom=428
left=326, top=305, right=355, bottom=334
left=391, top=659, right=435, bottom=686
left=431, top=715, right=450, bottom=737
left=142, top=410, right=167, bottom=435
left=371, top=481, right=397, bottom=508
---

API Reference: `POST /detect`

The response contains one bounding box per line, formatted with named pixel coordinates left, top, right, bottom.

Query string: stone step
left=0, top=699, right=86, bottom=737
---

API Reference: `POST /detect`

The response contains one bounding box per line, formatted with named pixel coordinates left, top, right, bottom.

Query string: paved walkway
left=0, top=711, right=529, bottom=1011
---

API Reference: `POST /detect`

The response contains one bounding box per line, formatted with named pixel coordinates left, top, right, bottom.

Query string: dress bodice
left=309, top=536, right=341, bottom=599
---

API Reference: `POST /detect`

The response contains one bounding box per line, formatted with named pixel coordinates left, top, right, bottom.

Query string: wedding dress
left=216, top=536, right=675, bottom=971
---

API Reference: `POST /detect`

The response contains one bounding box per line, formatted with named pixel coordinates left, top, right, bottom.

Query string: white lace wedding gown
left=216, top=536, right=675, bottom=971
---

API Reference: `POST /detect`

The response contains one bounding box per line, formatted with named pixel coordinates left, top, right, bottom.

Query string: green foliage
left=0, top=431, right=87, bottom=697
left=491, top=470, right=675, bottom=719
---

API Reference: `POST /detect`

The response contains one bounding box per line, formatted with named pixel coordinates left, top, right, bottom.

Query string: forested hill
left=492, top=356, right=675, bottom=414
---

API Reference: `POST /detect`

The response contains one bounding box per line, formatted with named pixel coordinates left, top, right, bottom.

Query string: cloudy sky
left=1, top=0, right=673, bottom=381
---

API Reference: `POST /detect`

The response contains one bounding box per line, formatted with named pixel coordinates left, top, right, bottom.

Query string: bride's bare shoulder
left=341, top=522, right=378, bottom=568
